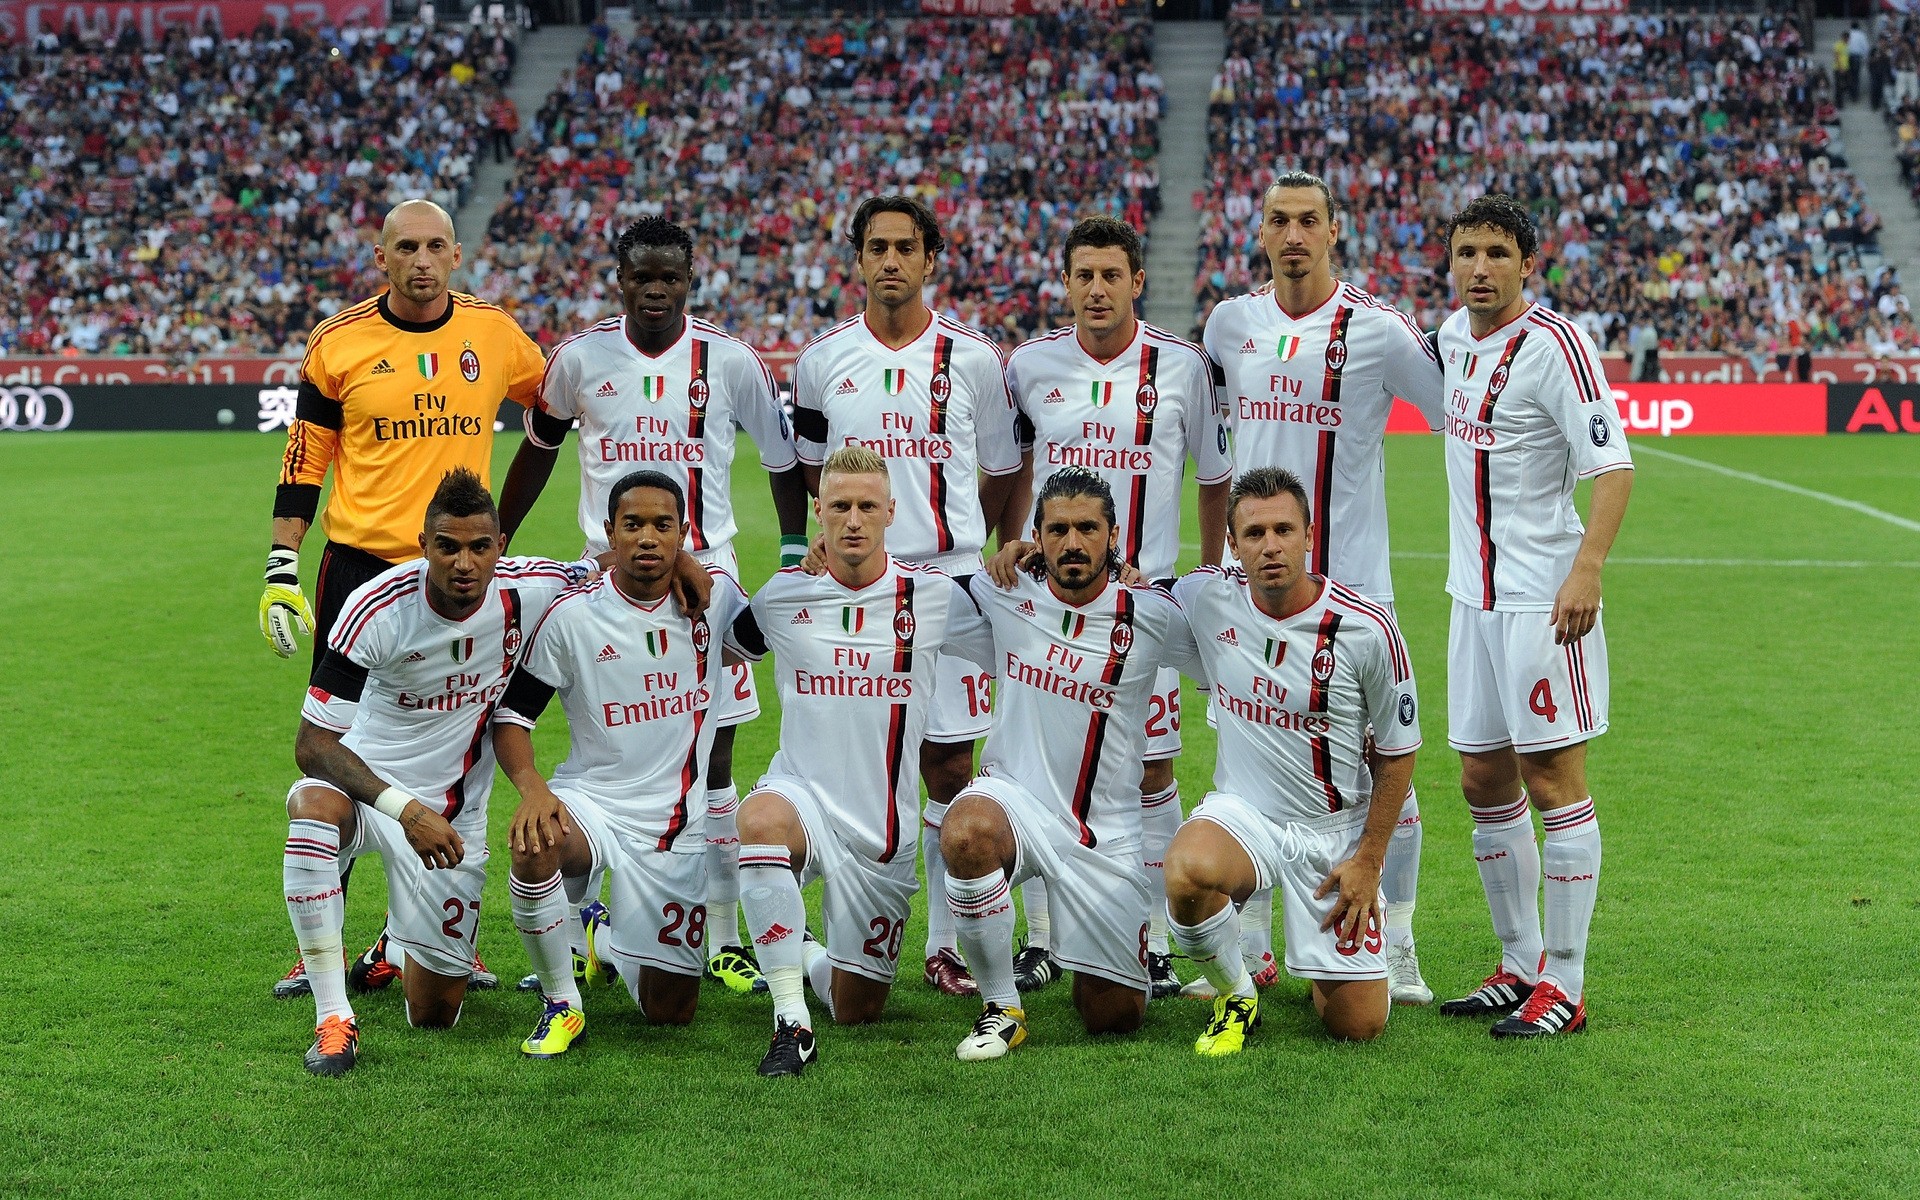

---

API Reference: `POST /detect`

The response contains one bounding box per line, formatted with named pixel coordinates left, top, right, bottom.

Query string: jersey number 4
left=1529, top=679, right=1559, bottom=723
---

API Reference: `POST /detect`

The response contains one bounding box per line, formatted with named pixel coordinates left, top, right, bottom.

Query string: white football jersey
left=1203, top=282, right=1444, bottom=601
left=1437, top=304, right=1633, bottom=612
left=495, top=568, right=754, bottom=852
left=969, top=573, right=1201, bottom=853
left=753, top=556, right=994, bottom=863
left=1006, top=322, right=1231, bottom=579
left=302, top=557, right=582, bottom=823
left=535, top=316, right=796, bottom=556
left=791, top=313, right=1022, bottom=574
left=1169, top=568, right=1420, bottom=824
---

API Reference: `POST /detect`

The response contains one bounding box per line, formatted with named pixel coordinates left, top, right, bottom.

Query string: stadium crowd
left=459, top=12, right=1164, bottom=353
left=1195, top=12, right=1909, bottom=362
left=0, top=16, right=518, bottom=357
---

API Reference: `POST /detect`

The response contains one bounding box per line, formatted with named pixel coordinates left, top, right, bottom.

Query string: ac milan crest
left=1487, top=364, right=1511, bottom=398
left=1110, top=622, right=1134, bottom=657
left=1312, top=646, right=1335, bottom=681
left=460, top=346, right=480, bottom=383
left=1326, top=341, right=1348, bottom=372
left=689, top=378, right=710, bottom=411
left=503, top=626, right=523, bottom=657
left=1135, top=383, right=1159, bottom=414
left=894, top=608, right=916, bottom=643
left=692, top=619, right=711, bottom=653
left=930, top=372, right=951, bottom=405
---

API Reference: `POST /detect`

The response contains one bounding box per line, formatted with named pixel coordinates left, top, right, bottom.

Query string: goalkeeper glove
left=779, top=535, right=809, bottom=569
left=260, top=547, right=315, bottom=658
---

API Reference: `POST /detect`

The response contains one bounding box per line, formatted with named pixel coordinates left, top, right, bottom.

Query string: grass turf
left=0, top=431, right=1915, bottom=1197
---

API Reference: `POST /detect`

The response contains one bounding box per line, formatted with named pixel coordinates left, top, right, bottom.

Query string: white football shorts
left=556, top=786, right=709, bottom=985
left=1447, top=600, right=1609, bottom=753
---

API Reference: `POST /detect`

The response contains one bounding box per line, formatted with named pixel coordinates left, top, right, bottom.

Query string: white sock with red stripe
left=1141, top=782, right=1180, bottom=955
left=803, top=938, right=836, bottom=1021
left=1171, top=901, right=1254, bottom=1000
left=1021, top=878, right=1051, bottom=950
left=1383, top=787, right=1422, bottom=948
left=704, top=785, right=742, bottom=953
left=946, top=870, right=1018, bottom=1009
left=284, top=819, right=351, bottom=1024
left=739, top=844, right=810, bottom=1028
left=1470, top=792, right=1543, bottom=984
left=511, top=869, right=580, bottom=1009
left=922, top=799, right=957, bottom=957
left=1238, top=889, right=1275, bottom=973
left=1541, top=798, right=1601, bottom=1000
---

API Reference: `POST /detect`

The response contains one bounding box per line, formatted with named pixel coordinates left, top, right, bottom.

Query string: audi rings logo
left=0, top=386, right=74, bottom=431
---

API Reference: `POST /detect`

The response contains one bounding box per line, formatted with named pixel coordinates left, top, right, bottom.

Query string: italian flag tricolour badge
left=1089, top=381, right=1113, bottom=408
left=882, top=368, right=907, bottom=396
left=1263, top=638, right=1286, bottom=668
left=418, top=352, right=440, bottom=379
left=1061, top=612, right=1086, bottom=639
left=641, top=375, right=668, bottom=403
left=451, top=637, right=474, bottom=663
left=842, top=606, right=865, bottom=633
left=1462, top=352, right=1480, bottom=378
left=645, top=630, right=671, bottom=658
left=1275, top=335, right=1303, bottom=363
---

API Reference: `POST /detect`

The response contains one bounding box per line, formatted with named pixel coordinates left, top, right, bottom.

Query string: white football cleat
left=1179, top=974, right=1219, bottom=999
left=955, top=1003, right=1027, bottom=1061
left=1386, top=940, right=1433, bottom=1005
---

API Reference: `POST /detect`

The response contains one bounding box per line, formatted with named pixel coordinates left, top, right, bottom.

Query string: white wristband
left=373, top=787, right=414, bottom=821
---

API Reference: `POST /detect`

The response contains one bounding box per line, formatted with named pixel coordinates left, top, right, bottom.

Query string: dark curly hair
left=1024, top=466, right=1124, bottom=581
left=1444, top=193, right=1539, bottom=260
left=615, top=216, right=694, bottom=270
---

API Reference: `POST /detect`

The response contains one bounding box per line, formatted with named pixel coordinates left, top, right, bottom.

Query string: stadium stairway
left=452, top=25, right=584, bottom=272
left=1822, top=18, right=1920, bottom=283
left=1143, top=21, right=1226, bottom=339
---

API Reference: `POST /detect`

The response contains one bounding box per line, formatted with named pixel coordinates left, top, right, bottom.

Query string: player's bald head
left=382, top=199, right=456, bottom=247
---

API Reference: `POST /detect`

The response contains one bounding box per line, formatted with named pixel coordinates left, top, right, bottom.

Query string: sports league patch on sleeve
left=1589, top=415, right=1611, bottom=447
left=1398, top=693, right=1416, bottom=726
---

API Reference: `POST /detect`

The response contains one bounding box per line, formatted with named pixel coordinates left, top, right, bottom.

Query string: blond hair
left=821, top=445, right=890, bottom=482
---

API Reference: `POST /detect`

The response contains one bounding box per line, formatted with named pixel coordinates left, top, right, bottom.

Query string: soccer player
left=790, top=195, right=1023, bottom=997
left=734, top=448, right=994, bottom=1076
left=1161, top=468, right=1420, bottom=1054
left=498, top=216, right=809, bottom=994
left=1434, top=195, right=1632, bottom=1038
left=492, top=470, right=758, bottom=1056
left=995, top=216, right=1229, bottom=999
left=264, top=198, right=546, bottom=999
left=279, top=469, right=587, bottom=1075
left=1200, top=170, right=1444, bottom=1003
left=941, top=468, right=1202, bottom=1060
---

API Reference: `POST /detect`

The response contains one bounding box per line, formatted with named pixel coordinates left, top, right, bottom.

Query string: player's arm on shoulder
left=722, top=581, right=769, bottom=666
left=941, top=575, right=998, bottom=671
left=1149, top=584, right=1206, bottom=682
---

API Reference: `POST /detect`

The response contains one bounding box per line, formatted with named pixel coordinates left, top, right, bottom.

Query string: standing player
left=493, top=471, right=758, bottom=1056
left=1200, top=170, right=1443, bottom=1003
left=995, top=216, right=1229, bottom=999
left=790, top=196, right=1024, bottom=996
left=264, top=199, right=547, bottom=998
left=279, top=470, right=587, bottom=1075
left=733, top=448, right=994, bottom=1076
left=1161, top=468, right=1420, bottom=1053
left=1434, top=195, right=1632, bottom=1038
left=499, top=216, right=809, bottom=994
left=941, top=469, right=1203, bottom=1060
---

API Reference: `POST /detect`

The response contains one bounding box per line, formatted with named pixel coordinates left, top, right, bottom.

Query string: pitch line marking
left=1386, top=551, right=1920, bottom=569
left=1634, top=444, right=1920, bottom=533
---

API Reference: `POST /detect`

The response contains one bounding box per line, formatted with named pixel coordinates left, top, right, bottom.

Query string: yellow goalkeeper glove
left=260, top=548, right=315, bottom=658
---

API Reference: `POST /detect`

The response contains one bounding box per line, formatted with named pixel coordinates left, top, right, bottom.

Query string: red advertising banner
left=1413, top=0, right=1625, bottom=13
left=0, top=0, right=386, bottom=41
left=1386, top=384, right=1828, bottom=436
left=1601, top=352, right=1920, bottom=386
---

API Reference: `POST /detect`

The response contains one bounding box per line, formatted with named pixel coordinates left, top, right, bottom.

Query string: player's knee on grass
left=1313, top=978, right=1388, bottom=1042
left=737, top=792, right=805, bottom=859
left=940, top=795, right=1015, bottom=877
left=919, top=739, right=974, bottom=806
left=404, top=964, right=470, bottom=1029
left=1459, top=749, right=1523, bottom=809
left=286, top=784, right=355, bottom=832
left=637, top=967, right=700, bottom=1025
left=1072, top=973, right=1145, bottom=1036
left=830, top=970, right=890, bottom=1025
left=1163, top=821, right=1254, bottom=924
left=1140, top=758, right=1175, bottom=797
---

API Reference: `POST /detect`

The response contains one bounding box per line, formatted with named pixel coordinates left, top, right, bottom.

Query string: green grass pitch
left=1, top=431, right=1916, bottom=1197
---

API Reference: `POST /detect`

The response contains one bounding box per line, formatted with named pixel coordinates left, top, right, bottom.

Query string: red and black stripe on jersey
left=684, top=337, right=710, bottom=552
left=1123, top=342, right=1162, bottom=567
left=927, top=335, right=955, bottom=553
left=1066, top=588, right=1136, bottom=847
left=1306, top=605, right=1343, bottom=813
left=1311, top=308, right=1354, bottom=577
left=658, top=614, right=710, bottom=850
left=444, top=587, right=524, bottom=820
left=875, top=573, right=919, bottom=863
left=1472, top=332, right=1529, bottom=610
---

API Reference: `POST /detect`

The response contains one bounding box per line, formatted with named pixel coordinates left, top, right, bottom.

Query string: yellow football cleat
left=1195, top=993, right=1261, bottom=1057
left=581, top=901, right=617, bottom=988
left=705, top=945, right=767, bottom=994
left=521, top=1000, right=586, bottom=1059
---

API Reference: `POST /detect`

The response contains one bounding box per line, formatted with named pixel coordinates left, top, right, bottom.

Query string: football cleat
left=521, top=999, right=587, bottom=1058
left=757, top=1018, right=818, bottom=1077
left=1195, top=993, right=1261, bottom=1057
left=1012, top=942, right=1060, bottom=992
left=1490, top=982, right=1586, bottom=1039
left=347, top=931, right=401, bottom=994
left=303, top=1014, right=359, bottom=1077
left=924, top=948, right=980, bottom=997
left=516, top=973, right=543, bottom=992
left=706, top=945, right=769, bottom=994
left=1147, top=951, right=1182, bottom=1000
left=581, top=901, right=618, bottom=988
left=1439, top=967, right=1535, bottom=1017
left=1386, top=941, right=1433, bottom=1006
left=273, top=957, right=312, bottom=999
left=956, top=1003, right=1027, bottom=1061
left=1250, top=951, right=1279, bottom=989
left=469, top=955, right=499, bottom=990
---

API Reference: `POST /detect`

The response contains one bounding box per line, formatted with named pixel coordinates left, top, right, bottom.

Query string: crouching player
left=280, top=469, right=589, bottom=1075
left=941, top=467, right=1201, bottom=1059
left=491, top=470, right=758, bottom=1056
left=1163, top=468, right=1420, bottom=1053
left=733, top=447, right=994, bottom=1077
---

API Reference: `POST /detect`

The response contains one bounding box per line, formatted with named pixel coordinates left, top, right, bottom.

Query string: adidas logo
left=1016, top=600, right=1037, bottom=617
left=372, top=358, right=395, bottom=375
left=402, top=650, right=427, bottom=662
left=1240, top=339, right=1258, bottom=354
left=596, top=644, right=620, bottom=663
left=1042, top=387, right=1065, bottom=404
left=834, top=377, right=860, bottom=396
left=791, top=608, right=812, bottom=625
left=1216, top=629, right=1239, bottom=645
left=595, top=380, right=617, bottom=397
left=755, top=922, right=793, bottom=946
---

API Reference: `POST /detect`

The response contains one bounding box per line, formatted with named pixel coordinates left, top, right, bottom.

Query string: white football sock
left=1470, top=792, right=1543, bottom=984
left=284, top=819, right=352, bottom=1023
left=562, top=870, right=594, bottom=961
left=739, top=843, right=810, bottom=1028
left=1383, top=786, right=1422, bottom=948
left=1238, top=888, right=1275, bottom=972
left=947, top=870, right=1018, bottom=1009
left=510, top=869, right=580, bottom=1009
left=1541, top=798, right=1601, bottom=999
left=922, top=799, right=956, bottom=957
left=803, top=938, right=837, bottom=1022
left=1171, top=901, right=1254, bottom=1000
left=1141, top=782, right=1180, bottom=955
left=1021, top=877, right=1051, bottom=950
left=704, top=785, right=742, bottom=952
